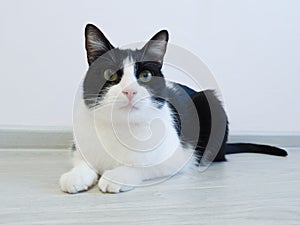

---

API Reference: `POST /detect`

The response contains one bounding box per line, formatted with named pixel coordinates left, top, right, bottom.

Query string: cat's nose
left=122, top=89, right=137, bottom=101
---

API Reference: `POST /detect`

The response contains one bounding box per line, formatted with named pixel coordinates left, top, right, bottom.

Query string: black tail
left=225, top=143, right=288, bottom=157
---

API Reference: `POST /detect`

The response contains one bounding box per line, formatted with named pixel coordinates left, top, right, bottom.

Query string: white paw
left=98, top=167, right=142, bottom=193
left=59, top=164, right=98, bottom=194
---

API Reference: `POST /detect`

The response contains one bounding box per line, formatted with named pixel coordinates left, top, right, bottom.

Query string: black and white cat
left=59, top=24, right=287, bottom=194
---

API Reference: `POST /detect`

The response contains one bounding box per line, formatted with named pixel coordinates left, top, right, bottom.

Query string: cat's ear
left=85, top=24, right=114, bottom=65
left=141, top=30, right=169, bottom=63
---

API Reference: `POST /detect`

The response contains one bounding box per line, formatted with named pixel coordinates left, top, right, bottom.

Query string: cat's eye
left=139, top=70, right=152, bottom=82
left=103, top=69, right=118, bottom=81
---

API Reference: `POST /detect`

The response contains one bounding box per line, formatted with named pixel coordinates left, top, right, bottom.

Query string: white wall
left=0, top=0, right=299, bottom=133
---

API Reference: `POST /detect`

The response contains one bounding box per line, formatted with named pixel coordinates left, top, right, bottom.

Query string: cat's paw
left=59, top=164, right=98, bottom=194
left=98, top=167, right=142, bottom=193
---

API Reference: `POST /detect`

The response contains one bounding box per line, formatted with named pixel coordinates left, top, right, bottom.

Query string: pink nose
left=122, top=90, right=137, bottom=101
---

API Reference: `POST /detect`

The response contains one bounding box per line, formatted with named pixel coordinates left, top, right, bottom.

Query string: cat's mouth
left=119, top=103, right=139, bottom=111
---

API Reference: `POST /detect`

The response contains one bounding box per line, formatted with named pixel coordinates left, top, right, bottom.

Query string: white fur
left=60, top=57, right=197, bottom=193
left=59, top=161, right=98, bottom=194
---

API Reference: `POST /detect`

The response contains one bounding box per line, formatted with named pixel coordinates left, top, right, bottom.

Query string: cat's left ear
left=141, top=30, right=169, bottom=63
left=85, top=24, right=114, bottom=65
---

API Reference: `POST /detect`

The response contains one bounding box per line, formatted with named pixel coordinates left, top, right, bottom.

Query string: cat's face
left=83, top=24, right=169, bottom=121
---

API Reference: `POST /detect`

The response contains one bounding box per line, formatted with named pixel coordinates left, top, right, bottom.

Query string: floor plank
left=0, top=148, right=299, bottom=225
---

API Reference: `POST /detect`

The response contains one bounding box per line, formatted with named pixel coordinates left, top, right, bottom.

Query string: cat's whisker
left=84, top=99, right=100, bottom=102
left=84, top=97, right=99, bottom=99
left=169, top=111, right=185, bottom=118
left=84, top=94, right=101, bottom=96
left=90, top=101, right=127, bottom=109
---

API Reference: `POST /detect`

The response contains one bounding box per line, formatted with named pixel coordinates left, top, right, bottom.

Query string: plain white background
left=0, top=0, right=299, bottom=133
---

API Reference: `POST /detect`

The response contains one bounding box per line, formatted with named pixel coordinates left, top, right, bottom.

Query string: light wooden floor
left=0, top=148, right=299, bottom=225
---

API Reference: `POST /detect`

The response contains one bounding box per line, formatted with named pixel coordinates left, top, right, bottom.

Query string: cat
left=59, top=24, right=287, bottom=194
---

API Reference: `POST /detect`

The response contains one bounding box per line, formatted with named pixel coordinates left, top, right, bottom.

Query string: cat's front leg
left=98, top=166, right=142, bottom=193
left=60, top=162, right=99, bottom=194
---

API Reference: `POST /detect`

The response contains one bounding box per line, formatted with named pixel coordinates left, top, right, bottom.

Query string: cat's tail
left=225, top=143, right=288, bottom=157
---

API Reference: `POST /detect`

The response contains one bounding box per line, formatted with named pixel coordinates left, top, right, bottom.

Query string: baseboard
left=0, top=126, right=299, bottom=149
left=0, top=126, right=73, bottom=149
left=228, top=132, right=300, bottom=148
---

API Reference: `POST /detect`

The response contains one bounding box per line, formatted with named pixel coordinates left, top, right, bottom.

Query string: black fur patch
left=135, top=61, right=166, bottom=108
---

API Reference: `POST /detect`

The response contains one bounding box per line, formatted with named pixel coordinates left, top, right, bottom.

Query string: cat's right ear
left=141, top=30, right=169, bottom=63
left=85, top=24, right=114, bottom=65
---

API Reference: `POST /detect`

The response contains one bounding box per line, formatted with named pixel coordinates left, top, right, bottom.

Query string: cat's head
left=83, top=24, right=169, bottom=121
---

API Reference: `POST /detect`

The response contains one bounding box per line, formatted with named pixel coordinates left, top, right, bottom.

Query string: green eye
left=103, top=69, right=118, bottom=81
left=139, top=70, right=152, bottom=82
